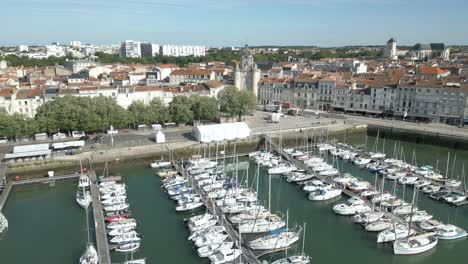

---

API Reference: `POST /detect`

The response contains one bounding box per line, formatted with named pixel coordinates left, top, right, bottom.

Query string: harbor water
left=0, top=134, right=467, bottom=263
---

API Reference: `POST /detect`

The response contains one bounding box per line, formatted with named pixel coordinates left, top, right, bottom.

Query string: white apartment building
left=64, top=60, right=98, bottom=73
left=69, top=41, right=82, bottom=48
left=160, top=45, right=206, bottom=57
left=120, top=40, right=141, bottom=58
left=169, top=69, right=215, bottom=85
left=17, top=45, right=29, bottom=52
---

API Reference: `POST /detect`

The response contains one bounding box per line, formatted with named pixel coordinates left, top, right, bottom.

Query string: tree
left=0, top=110, right=37, bottom=139
left=190, top=95, right=218, bottom=121
left=148, top=98, right=168, bottom=123
left=128, top=101, right=154, bottom=126
left=218, top=86, right=257, bottom=121
left=169, top=96, right=193, bottom=124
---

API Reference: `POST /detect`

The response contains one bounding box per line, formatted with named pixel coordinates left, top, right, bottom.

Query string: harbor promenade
left=89, top=171, right=112, bottom=264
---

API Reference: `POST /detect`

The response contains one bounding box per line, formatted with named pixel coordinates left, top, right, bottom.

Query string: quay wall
left=368, top=125, right=468, bottom=150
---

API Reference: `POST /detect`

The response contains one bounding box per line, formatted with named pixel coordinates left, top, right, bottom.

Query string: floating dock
left=173, top=161, right=261, bottom=264
left=89, top=171, right=112, bottom=264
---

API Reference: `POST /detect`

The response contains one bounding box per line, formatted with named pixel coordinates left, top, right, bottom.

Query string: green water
left=1, top=135, right=467, bottom=264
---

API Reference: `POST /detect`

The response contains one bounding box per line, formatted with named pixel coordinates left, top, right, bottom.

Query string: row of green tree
left=1, top=54, right=72, bottom=67
left=0, top=87, right=256, bottom=139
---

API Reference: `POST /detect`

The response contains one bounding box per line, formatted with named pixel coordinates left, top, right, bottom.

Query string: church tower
left=234, top=45, right=261, bottom=97
left=384, top=38, right=397, bottom=60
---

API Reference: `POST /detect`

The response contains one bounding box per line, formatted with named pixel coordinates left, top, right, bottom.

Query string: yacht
left=393, top=233, right=438, bottom=255
left=414, top=180, right=431, bottom=189
left=445, top=179, right=462, bottom=188
left=319, top=168, right=339, bottom=177
left=354, top=158, right=371, bottom=167
left=150, top=160, right=171, bottom=169
left=0, top=212, right=8, bottom=233
left=435, top=224, right=467, bottom=240
left=422, top=185, right=441, bottom=194
left=302, top=180, right=326, bottom=192
left=229, top=208, right=271, bottom=224
left=392, top=204, right=418, bottom=215
left=124, top=259, right=146, bottom=264
left=333, top=173, right=358, bottom=186
left=189, top=226, right=225, bottom=242
left=249, top=231, right=299, bottom=250
left=238, top=215, right=286, bottom=233
left=365, top=219, right=394, bottom=232
left=308, top=187, right=342, bottom=201
left=429, top=190, right=451, bottom=201
left=348, top=181, right=372, bottom=193
left=198, top=241, right=234, bottom=258
left=189, top=219, right=217, bottom=233
left=108, top=227, right=135, bottom=237
left=101, top=191, right=126, bottom=200
left=209, top=248, right=242, bottom=264
left=268, top=164, right=297, bottom=175
left=101, top=197, right=127, bottom=206
left=332, top=197, right=371, bottom=216
left=287, top=172, right=314, bottom=183
left=271, top=255, right=310, bottom=264
left=188, top=213, right=214, bottom=227
left=79, top=244, right=98, bottom=264
left=377, top=224, right=415, bottom=243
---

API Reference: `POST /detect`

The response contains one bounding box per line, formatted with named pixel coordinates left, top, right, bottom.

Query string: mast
left=445, top=152, right=450, bottom=180
left=301, top=222, right=306, bottom=257
left=407, top=188, right=417, bottom=239
left=268, top=173, right=272, bottom=213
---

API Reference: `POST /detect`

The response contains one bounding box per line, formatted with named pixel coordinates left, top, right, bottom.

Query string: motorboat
left=319, top=168, right=339, bottom=177
left=414, top=180, right=432, bottom=189
left=445, top=179, right=462, bottom=188
left=115, top=242, right=140, bottom=252
left=429, top=190, right=451, bottom=201
left=360, top=189, right=380, bottom=198
left=176, top=201, right=204, bottom=212
left=189, top=219, right=217, bottom=233
left=209, top=248, right=242, bottom=264
left=124, top=259, right=146, bottom=264
left=271, top=255, right=310, bottom=264
left=348, top=181, right=371, bottom=193
left=188, top=213, right=214, bottom=227
left=110, top=232, right=141, bottom=244
left=377, top=224, right=415, bottom=243
left=101, top=197, right=127, bottom=205
left=107, top=219, right=137, bottom=229
left=101, top=191, right=126, bottom=200
left=103, top=203, right=129, bottom=212
left=249, top=231, right=299, bottom=250
left=333, top=197, right=371, bottom=216
left=150, top=160, right=171, bottom=169
left=238, top=215, right=286, bottom=233
left=435, top=224, right=467, bottom=240
left=422, top=185, right=441, bottom=194
left=393, top=233, right=438, bottom=255
left=79, top=244, right=98, bottom=264
left=370, top=193, right=394, bottom=204
left=380, top=198, right=404, bottom=208
left=287, top=172, right=314, bottom=183
left=108, top=227, right=135, bottom=237
left=333, top=173, right=358, bottom=186
left=418, top=219, right=443, bottom=231
left=302, top=180, right=326, bottom=192
left=198, top=241, right=234, bottom=258
left=370, top=152, right=386, bottom=159
left=76, top=190, right=92, bottom=209
left=443, top=193, right=467, bottom=204
left=354, top=158, right=371, bottom=167
left=194, top=233, right=228, bottom=247
left=308, top=187, right=342, bottom=201
left=404, top=211, right=433, bottom=223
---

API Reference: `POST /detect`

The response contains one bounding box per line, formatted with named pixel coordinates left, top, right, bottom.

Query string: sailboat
left=271, top=222, right=310, bottom=264
left=76, top=186, right=92, bottom=209
left=393, top=189, right=438, bottom=255
left=79, top=207, right=98, bottom=264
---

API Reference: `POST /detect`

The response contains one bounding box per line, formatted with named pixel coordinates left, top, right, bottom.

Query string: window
left=427, top=89, right=430, bottom=93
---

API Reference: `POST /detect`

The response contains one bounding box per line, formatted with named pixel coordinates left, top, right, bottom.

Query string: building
left=233, top=45, right=261, bottom=97
left=64, top=60, right=98, bottom=73
left=412, top=43, right=450, bottom=60
left=17, top=45, right=29, bottom=52
left=169, top=69, right=215, bottom=85
left=140, top=43, right=160, bottom=57
left=69, top=41, right=82, bottom=49
left=384, top=38, right=397, bottom=60
left=160, top=45, right=205, bottom=57
left=120, top=40, right=141, bottom=58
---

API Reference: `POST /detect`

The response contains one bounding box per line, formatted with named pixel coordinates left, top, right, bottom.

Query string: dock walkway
left=89, top=171, right=112, bottom=264
left=0, top=181, right=13, bottom=211
left=269, top=139, right=425, bottom=234
left=174, top=162, right=261, bottom=264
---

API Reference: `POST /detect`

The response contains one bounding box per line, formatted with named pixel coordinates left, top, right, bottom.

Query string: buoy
left=15, top=175, right=20, bottom=181
left=83, top=167, right=88, bottom=173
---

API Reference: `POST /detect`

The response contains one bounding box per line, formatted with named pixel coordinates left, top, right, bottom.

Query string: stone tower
left=384, top=38, right=397, bottom=60
left=234, top=45, right=261, bottom=97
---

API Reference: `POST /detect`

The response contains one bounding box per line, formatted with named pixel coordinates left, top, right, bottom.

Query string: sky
left=2, top=0, right=468, bottom=47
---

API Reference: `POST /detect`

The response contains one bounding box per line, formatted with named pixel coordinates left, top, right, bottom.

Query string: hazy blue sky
left=2, top=0, right=467, bottom=47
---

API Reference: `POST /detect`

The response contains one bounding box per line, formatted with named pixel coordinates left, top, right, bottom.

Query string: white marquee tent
left=192, top=122, right=250, bottom=143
